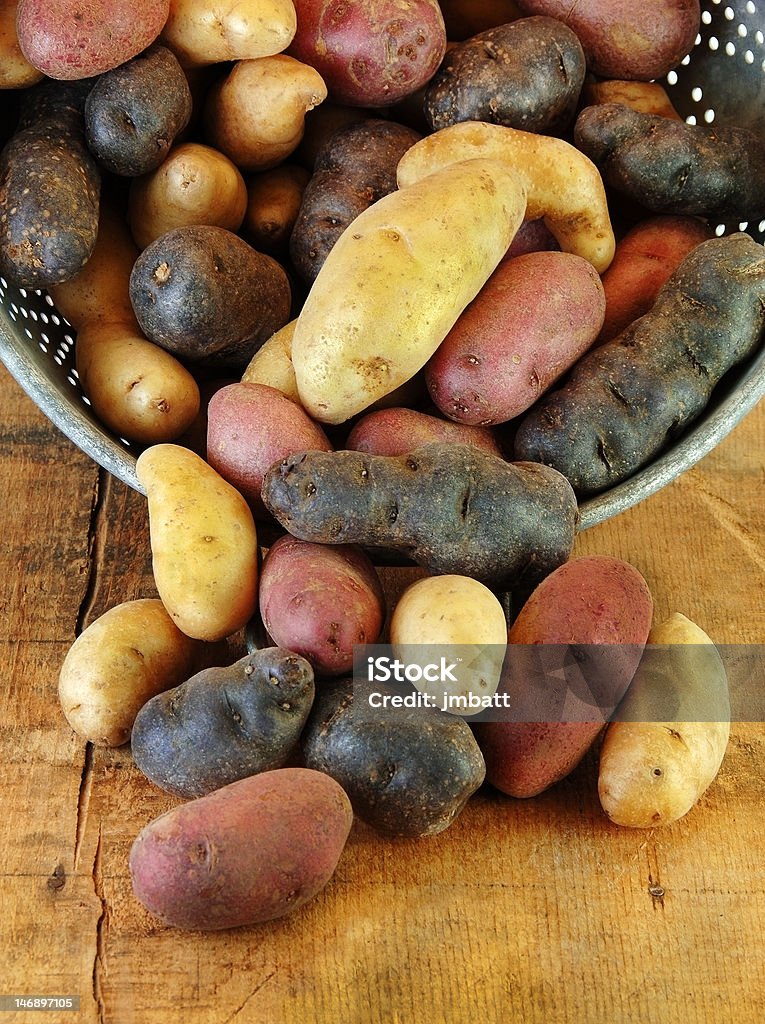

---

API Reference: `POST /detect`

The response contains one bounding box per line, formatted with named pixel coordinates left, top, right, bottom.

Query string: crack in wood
left=92, top=826, right=108, bottom=1024
left=75, top=469, right=107, bottom=638
left=73, top=741, right=93, bottom=871
left=221, top=972, right=277, bottom=1023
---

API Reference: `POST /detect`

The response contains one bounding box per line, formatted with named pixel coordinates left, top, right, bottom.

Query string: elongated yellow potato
left=396, top=121, right=615, bottom=274
left=291, top=157, right=526, bottom=424
left=598, top=613, right=730, bottom=828
left=137, top=445, right=259, bottom=642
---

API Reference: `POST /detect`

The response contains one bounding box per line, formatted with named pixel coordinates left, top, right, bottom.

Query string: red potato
left=259, top=535, right=386, bottom=676
left=474, top=556, right=654, bottom=799
left=129, top=768, right=353, bottom=930
left=16, top=0, right=170, bottom=80
left=345, top=406, right=503, bottom=458
left=504, top=218, right=560, bottom=261
left=597, top=215, right=714, bottom=344
left=514, top=0, right=700, bottom=81
left=206, top=382, right=332, bottom=518
left=288, top=0, right=447, bottom=107
left=426, top=251, right=605, bottom=425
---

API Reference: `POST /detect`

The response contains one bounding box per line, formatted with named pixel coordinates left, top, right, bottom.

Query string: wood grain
left=1, top=363, right=763, bottom=1024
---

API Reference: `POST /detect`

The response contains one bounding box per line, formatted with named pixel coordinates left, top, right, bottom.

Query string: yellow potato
left=396, top=121, right=615, bottom=273
left=203, top=55, right=327, bottom=172
left=0, top=1, right=43, bottom=88
left=128, top=142, right=248, bottom=250
left=292, top=157, right=527, bottom=424
left=58, top=599, right=203, bottom=747
left=241, top=319, right=300, bottom=402
left=598, top=613, right=730, bottom=828
left=49, top=206, right=200, bottom=444
left=243, top=163, right=310, bottom=253
left=161, top=0, right=297, bottom=68
left=389, top=574, right=508, bottom=716
left=136, top=445, right=259, bottom=642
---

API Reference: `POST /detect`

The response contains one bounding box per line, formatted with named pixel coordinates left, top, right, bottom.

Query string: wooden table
left=1, top=361, right=763, bottom=1024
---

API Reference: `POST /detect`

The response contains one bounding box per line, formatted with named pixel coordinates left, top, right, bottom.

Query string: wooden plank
left=1, top=364, right=763, bottom=1024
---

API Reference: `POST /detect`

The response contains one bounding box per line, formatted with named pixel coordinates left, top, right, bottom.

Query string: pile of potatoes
left=0, top=1, right=756, bottom=930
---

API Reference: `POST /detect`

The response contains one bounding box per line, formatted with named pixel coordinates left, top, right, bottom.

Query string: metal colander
left=1, top=0, right=764, bottom=528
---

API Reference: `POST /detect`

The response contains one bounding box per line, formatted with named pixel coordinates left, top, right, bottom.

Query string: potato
left=504, top=217, right=560, bottom=260
left=58, top=599, right=204, bottom=747
left=294, top=102, right=372, bottom=168
left=288, top=0, right=447, bottom=108
left=16, top=0, right=169, bottom=80
left=129, top=225, right=292, bottom=370
left=598, top=614, right=730, bottom=828
left=574, top=103, right=765, bottom=222
left=581, top=79, right=681, bottom=120
left=206, top=381, right=332, bottom=516
left=514, top=0, right=700, bottom=80
left=136, top=444, right=259, bottom=642
left=243, top=163, right=310, bottom=255
left=129, top=767, right=353, bottom=930
left=302, top=678, right=485, bottom=836
left=131, top=648, right=315, bottom=798
left=84, top=44, right=192, bottom=177
left=514, top=234, right=765, bottom=495
left=128, top=142, right=248, bottom=250
left=241, top=320, right=300, bottom=402
left=0, top=1, right=43, bottom=88
left=424, top=17, right=585, bottom=135
left=390, top=575, right=507, bottom=715
left=203, top=55, right=327, bottom=173
left=292, top=157, right=527, bottom=424
left=597, top=216, right=713, bottom=344
left=474, top=555, right=653, bottom=798
left=345, top=407, right=503, bottom=458
left=290, top=118, right=422, bottom=285
left=49, top=205, right=200, bottom=445
left=161, top=0, right=297, bottom=68
left=259, top=536, right=386, bottom=676
left=426, top=251, right=605, bottom=425
left=0, top=79, right=100, bottom=288
left=396, top=121, right=615, bottom=274
left=261, top=443, right=577, bottom=591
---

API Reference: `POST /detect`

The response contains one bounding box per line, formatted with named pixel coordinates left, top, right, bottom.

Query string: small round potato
left=389, top=575, right=508, bottom=715
left=58, top=599, right=203, bottom=747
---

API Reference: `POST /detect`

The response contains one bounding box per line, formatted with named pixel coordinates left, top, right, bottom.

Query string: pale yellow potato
left=128, top=142, right=248, bottom=250
left=389, top=574, right=508, bottom=717
left=59, top=599, right=203, bottom=747
left=137, top=445, right=259, bottom=642
left=0, top=1, right=43, bottom=88
left=161, top=0, right=297, bottom=68
left=204, top=56, right=327, bottom=172
left=598, top=613, right=730, bottom=828
left=396, top=121, right=615, bottom=274
left=50, top=207, right=200, bottom=444
left=241, top=319, right=300, bottom=402
left=292, top=157, right=527, bottom=424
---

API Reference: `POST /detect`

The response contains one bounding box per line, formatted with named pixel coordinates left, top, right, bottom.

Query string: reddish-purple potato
left=344, top=406, right=503, bottom=457
left=206, top=382, right=332, bottom=517
left=288, top=0, right=447, bottom=107
left=17, top=0, right=170, bottom=80
left=259, top=535, right=386, bottom=676
left=129, top=768, right=353, bottom=931
left=426, top=251, right=605, bottom=425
